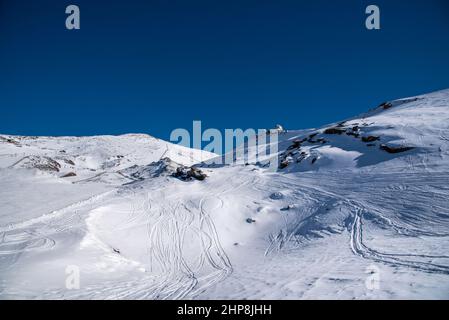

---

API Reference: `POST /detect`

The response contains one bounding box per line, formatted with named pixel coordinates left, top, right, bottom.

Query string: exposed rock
left=380, top=144, right=414, bottom=154
left=34, top=158, right=61, bottom=172
left=63, top=159, right=75, bottom=166
left=279, top=160, right=290, bottom=169
left=173, top=166, right=207, bottom=181
left=12, top=155, right=61, bottom=172
left=379, top=102, right=393, bottom=110
left=0, top=136, right=20, bottom=146
left=289, top=139, right=302, bottom=149
left=296, top=153, right=307, bottom=163
left=120, top=157, right=179, bottom=180
left=246, top=218, right=256, bottom=224
left=61, top=172, right=77, bottom=178
left=323, top=127, right=345, bottom=135
left=346, top=131, right=359, bottom=138
left=292, top=140, right=302, bottom=148
left=189, top=167, right=208, bottom=181
left=362, top=136, right=380, bottom=143
left=378, top=98, right=420, bottom=111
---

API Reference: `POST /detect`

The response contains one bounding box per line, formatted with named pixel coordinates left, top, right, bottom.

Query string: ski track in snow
left=3, top=170, right=448, bottom=299
left=275, top=172, right=449, bottom=272
left=24, top=177, right=248, bottom=299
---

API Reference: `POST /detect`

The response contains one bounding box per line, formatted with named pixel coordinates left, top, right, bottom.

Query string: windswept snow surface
left=2, top=89, right=449, bottom=299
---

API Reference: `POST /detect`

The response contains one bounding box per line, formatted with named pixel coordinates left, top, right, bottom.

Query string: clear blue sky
left=1, top=0, right=449, bottom=144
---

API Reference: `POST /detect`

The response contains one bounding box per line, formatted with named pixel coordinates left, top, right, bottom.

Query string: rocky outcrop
left=323, top=127, right=345, bottom=135
left=380, top=144, right=414, bottom=154
left=11, top=155, right=61, bottom=172
left=361, top=136, right=380, bottom=143
left=173, top=166, right=207, bottom=181
left=61, top=172, right=77, bottom=178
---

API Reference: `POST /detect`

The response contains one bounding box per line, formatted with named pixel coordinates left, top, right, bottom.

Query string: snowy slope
left=0, top=133, right=214, bottom=177
left=1, top=89, right=449, bottom=299
left=0, top=134, right=215, bottom=227
left=223, top=89, right=449, bottom=173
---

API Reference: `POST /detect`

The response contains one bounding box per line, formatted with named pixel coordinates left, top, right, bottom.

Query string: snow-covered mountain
left=1, top=89, right=449, bottom=299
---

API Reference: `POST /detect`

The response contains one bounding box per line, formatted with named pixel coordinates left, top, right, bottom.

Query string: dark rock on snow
left=61, top=172, right=77, bottom=178
left=173, top=166, right=207, bottom=181
left=362, top=136, right=380, bottom=143
left=323, top=127, right=345, bottom=135
left=380, top=144, right=414, bottom=154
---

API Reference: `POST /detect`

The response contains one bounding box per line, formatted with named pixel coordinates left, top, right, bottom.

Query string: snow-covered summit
left=0, top=133, right=216, bottom=183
